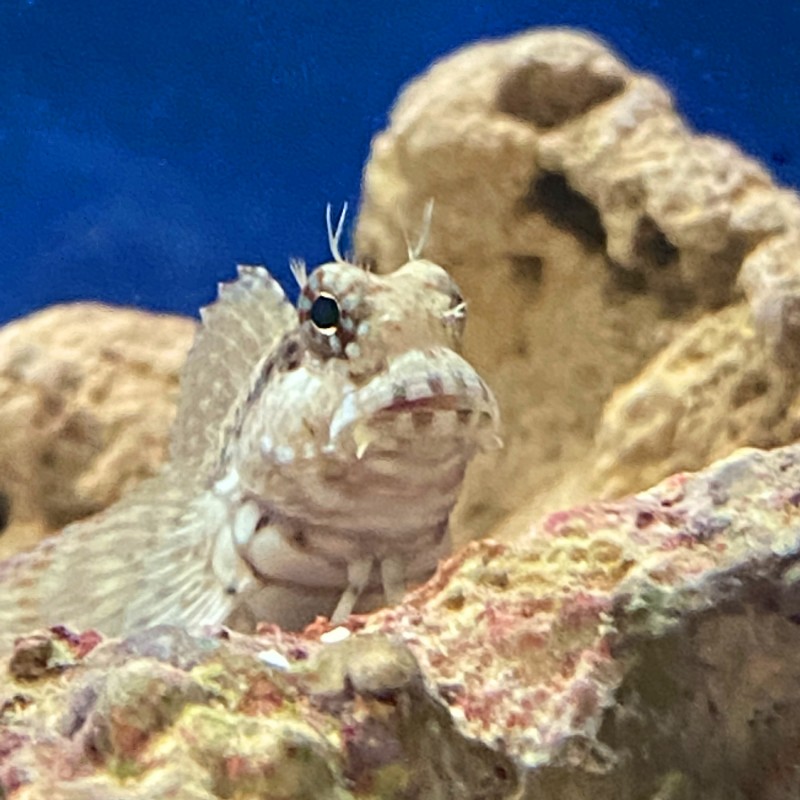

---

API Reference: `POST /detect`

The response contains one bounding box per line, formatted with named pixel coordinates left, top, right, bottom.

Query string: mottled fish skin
left=0, top=239, right=500, bottom=649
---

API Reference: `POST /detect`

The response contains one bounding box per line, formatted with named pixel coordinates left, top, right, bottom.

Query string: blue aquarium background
left=2, top=0, right=798, bottom=324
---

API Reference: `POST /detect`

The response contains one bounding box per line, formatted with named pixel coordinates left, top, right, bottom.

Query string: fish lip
left=327, top=347, right=498, bottom=444
left=380, top=394, right=462, bottom=414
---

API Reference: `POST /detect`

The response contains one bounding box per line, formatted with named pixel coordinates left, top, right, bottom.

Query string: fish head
left=233, top=258, right=500, bottom=524
left=297, top=257, right=465, bottom=371
left=294, top=258, right=499, bottom=454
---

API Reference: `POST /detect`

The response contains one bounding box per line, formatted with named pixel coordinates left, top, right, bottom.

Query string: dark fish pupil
left=310, top=294, right=340, bottom=330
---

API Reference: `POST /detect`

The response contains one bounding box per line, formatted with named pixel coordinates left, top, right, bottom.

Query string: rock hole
left=522, top=171, right=607, bottom=251
left=731, top=372, right=770, bottom=409
left=632, top=216, right=679, bottom=271
left=605, top=258, right=648, bottom=296
left=660, top=284, right=698, bottom=317
left=0, top=491, right=9, bottom=534
left=496, top=62, right=625, bottom=128
left=508, top=254, right=543, bottom=285
left=699, top=237, right=749, bottom=308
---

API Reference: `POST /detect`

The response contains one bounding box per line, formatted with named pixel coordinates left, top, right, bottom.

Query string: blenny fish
left=0, top=207, right=500, bottom=645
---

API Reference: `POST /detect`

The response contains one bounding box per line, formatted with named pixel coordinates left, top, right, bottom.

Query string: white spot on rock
left=320, top=626, right=351, bottom=644
left=258, top=649, right=291, bottom=670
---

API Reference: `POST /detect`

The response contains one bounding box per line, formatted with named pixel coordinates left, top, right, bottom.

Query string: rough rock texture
left=0, top=304, right=195, bottom=560
left=4, top=443, right=800, bottom=799
left=355, top=28, right=800, bottom=543
left=497, top=302, right=800, bottom=540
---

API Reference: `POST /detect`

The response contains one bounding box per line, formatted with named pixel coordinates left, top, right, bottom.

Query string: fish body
left=0, top=241, right=499, bottom=645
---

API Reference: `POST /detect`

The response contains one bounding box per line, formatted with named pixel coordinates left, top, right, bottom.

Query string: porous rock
left=355, top=28, right=800, bottom=542
left=3, top=443, right=800, bottom=798
left=0, top=303, right=194, bottom=560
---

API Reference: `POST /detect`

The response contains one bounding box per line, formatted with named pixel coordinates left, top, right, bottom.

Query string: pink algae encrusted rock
left=355, top=27, right=800, bottom=541
left=4, top=443, right=800, bottom=798
left=0, top=303, right=195, bottom=560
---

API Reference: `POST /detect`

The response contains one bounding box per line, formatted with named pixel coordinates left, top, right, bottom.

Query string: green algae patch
left=174, top=704, right=352, bottom=800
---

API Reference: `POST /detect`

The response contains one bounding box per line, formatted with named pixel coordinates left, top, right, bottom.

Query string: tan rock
left=588, top=304, right=800, bottom=495
left=0, top=303, right=195, bottom=560
left=355, top=28, right=800, bottom=542
left=497, top=303, right=800, bottom=539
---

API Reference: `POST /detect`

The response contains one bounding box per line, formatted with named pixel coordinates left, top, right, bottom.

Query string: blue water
left=2, top=1, right=798, bottom=323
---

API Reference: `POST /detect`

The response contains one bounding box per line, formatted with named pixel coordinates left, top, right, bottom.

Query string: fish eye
left=309, top=293, right=341, bottom=333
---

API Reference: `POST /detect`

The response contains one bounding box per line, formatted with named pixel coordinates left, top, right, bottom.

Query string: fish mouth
left=328, top=347, right=500, bottom=448
left=382, top=394, right=462, bottom=413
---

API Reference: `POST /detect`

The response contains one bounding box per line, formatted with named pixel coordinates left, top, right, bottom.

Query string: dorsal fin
left=170, top=265, right=297, bottom=477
